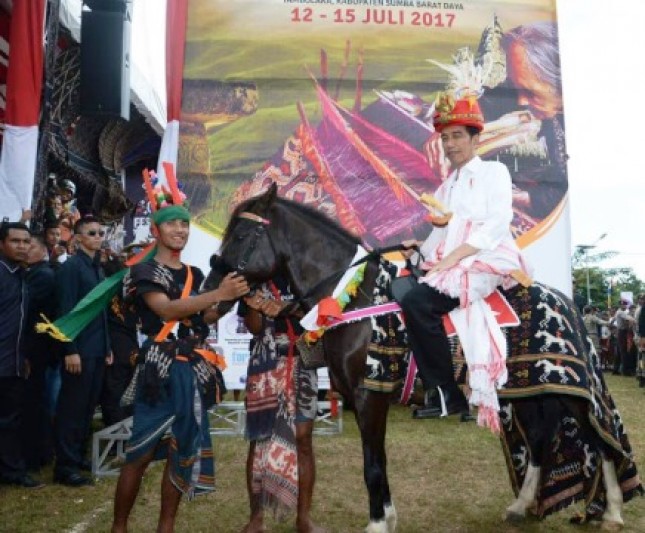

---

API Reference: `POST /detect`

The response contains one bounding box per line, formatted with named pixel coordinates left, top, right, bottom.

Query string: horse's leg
left=561, top=399, right=624, bottom=530
left=384, top=500, right=397, bottom=533
left=600, top=457, right=624, bottom=530
left=353, top=389, right=394, bottom=533
left=325, top=313, right=397, bottom=532
left=505, top=463, right=541, bottom=521
left=504, top=398, right=561, bottom=521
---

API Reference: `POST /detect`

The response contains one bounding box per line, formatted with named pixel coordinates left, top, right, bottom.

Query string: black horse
left=215, top=184, right=641, bottom=532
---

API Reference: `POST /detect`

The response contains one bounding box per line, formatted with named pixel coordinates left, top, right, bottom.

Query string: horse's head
left=220, top=183, right=282, bottom=284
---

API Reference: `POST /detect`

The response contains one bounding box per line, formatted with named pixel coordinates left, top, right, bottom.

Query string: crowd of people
left=0, top=177, right=145, bottom=489
left=580, top=295, right=645, bottom=382
left=0, top=170, right=318, bottom=532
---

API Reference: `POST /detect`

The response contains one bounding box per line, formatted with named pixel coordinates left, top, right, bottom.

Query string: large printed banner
left=173, top=0, right=570, bottom=387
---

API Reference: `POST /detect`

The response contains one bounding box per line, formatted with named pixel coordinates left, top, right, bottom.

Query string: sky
left=557, top=0, right=645, bottom=279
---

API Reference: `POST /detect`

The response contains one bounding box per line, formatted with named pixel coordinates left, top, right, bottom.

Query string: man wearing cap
left=111, top=188, right=249, bottom=532
left=399, top=93, right=530, bottom=426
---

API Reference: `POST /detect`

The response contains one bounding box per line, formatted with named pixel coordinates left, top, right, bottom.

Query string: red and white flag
left=0, top=9, right=11, bottom=142
left=0, top=0, right=45, bottom=222
left=156, top=0, right=188, bottom=182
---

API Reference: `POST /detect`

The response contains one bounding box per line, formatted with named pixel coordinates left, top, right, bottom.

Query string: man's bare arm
left=144, top=272, right=249, bottom=321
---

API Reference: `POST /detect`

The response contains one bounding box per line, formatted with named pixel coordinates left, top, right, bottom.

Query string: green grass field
left=1, top=375, right=644, bottom=532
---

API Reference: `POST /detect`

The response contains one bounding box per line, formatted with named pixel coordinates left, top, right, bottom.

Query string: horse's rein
left=292, top=243, right=421, bottom=312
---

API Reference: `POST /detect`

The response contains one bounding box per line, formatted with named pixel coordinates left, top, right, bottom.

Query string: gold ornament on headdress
left=434, top=91, right=455, bottom=113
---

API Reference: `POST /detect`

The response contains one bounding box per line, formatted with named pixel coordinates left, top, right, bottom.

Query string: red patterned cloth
left=249, top=357, right=299, bottom=516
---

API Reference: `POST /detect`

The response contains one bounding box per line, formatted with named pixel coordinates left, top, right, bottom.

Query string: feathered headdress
left=427, top=47, right=489, bottom=101
left=427, top=47, right=487, bottom=132
left=431, top=91, right=484, bottom=133
left=143, top=162, right=190, bottom=225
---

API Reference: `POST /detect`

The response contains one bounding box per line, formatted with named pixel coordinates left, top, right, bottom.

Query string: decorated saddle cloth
left=121, top=260, right=221, bottom=498
left=244, top=282, right=318, bottom=517
left=324, top=258, right=509, bottom=398
left=497, top=282, right=643, bottom=519
left=361, top=260, right=410, bottom=393
left=306, top=257, right=411, bottom=393
left=321, top=259, right=519, bottom=399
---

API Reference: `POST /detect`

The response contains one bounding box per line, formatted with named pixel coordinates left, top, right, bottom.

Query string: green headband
left=151, top=205, right=191, bottom=225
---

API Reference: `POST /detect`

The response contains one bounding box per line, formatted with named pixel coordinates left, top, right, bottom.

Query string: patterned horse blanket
left=337, top=263, right=642, bottom=519
left=497, top=282, right=642, bottom=519
left=357, top=260, right=410, bottom=393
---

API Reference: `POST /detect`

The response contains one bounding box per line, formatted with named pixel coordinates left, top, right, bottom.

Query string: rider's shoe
left=460, top=410, right=476, bottom=423
left=412, top=385, right=468, bottom=419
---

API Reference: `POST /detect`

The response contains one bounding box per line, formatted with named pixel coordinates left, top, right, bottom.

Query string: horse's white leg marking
left=365, top=519, right=389, bottom=533
left=384, top=501, right=397, bottom=533
left=505, top=464, right=540, bottom=520
left=601, top=459, right=624, bottom=529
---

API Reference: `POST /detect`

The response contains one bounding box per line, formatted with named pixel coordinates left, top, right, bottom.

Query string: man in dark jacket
left=21, top=233, right=58, bottom=471
left=54, top=216, right=111, bottom=486
left=0, top=222, right=44, bottom=488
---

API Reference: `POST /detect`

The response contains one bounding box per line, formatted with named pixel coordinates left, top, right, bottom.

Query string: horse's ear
left=255, top=182, right=278, bottom=213
left=266, top=182, right=278, bottom=204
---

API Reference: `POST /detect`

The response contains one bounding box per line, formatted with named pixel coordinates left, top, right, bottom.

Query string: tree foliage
left=572, top=264, right=643, bottom=309
left=571, top=245, right=642, bottom=308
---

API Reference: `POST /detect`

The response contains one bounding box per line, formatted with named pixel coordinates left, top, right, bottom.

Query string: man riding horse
left=218, top=163, right=641, bottom=530
left=400, top=91, right=531, bottom=428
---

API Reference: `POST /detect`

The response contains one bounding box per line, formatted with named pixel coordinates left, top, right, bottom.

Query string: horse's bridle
left=232, top=210, right=420, bottom=313
left=234, top=211, right=278, bottom=274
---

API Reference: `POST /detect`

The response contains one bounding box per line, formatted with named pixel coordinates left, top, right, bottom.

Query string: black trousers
left=21, top=355, right=54, bottom=470
left=399, top=282, right=459, bottom=391
left=54, top=357, right=105, bottom=475
left=100, top=362, right=134, bottom=427
left=100, top=330, right=136, bottom=427
left=0, top=376, right=27, bottom=479
left=615, top=329, right=630, bottom=374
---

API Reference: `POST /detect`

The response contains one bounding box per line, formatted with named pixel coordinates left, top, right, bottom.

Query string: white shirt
left=416, top=156, right=531, bottom=428
left=420, top=156, right=513, bottom=258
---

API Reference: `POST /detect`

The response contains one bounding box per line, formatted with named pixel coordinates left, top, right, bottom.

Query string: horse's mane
left=276, top=197, right=361, bottom=245
left=223, top=193, right=361, bottom=246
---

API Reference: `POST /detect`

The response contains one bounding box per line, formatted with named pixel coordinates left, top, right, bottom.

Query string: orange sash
left=154, top=266, right=193, bottom=342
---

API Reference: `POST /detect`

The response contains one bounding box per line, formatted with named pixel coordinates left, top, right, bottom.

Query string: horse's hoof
left=600, top=520, right=623, bottom=532
left=384, top=502, right=397, bottom=533
left=504, top=510, right=526, bottom=523
left=364, top=519, right=389, bottom=533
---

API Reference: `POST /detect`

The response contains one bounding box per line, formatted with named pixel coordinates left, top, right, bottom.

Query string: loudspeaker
left=79, top=2, right=131, bottom=119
